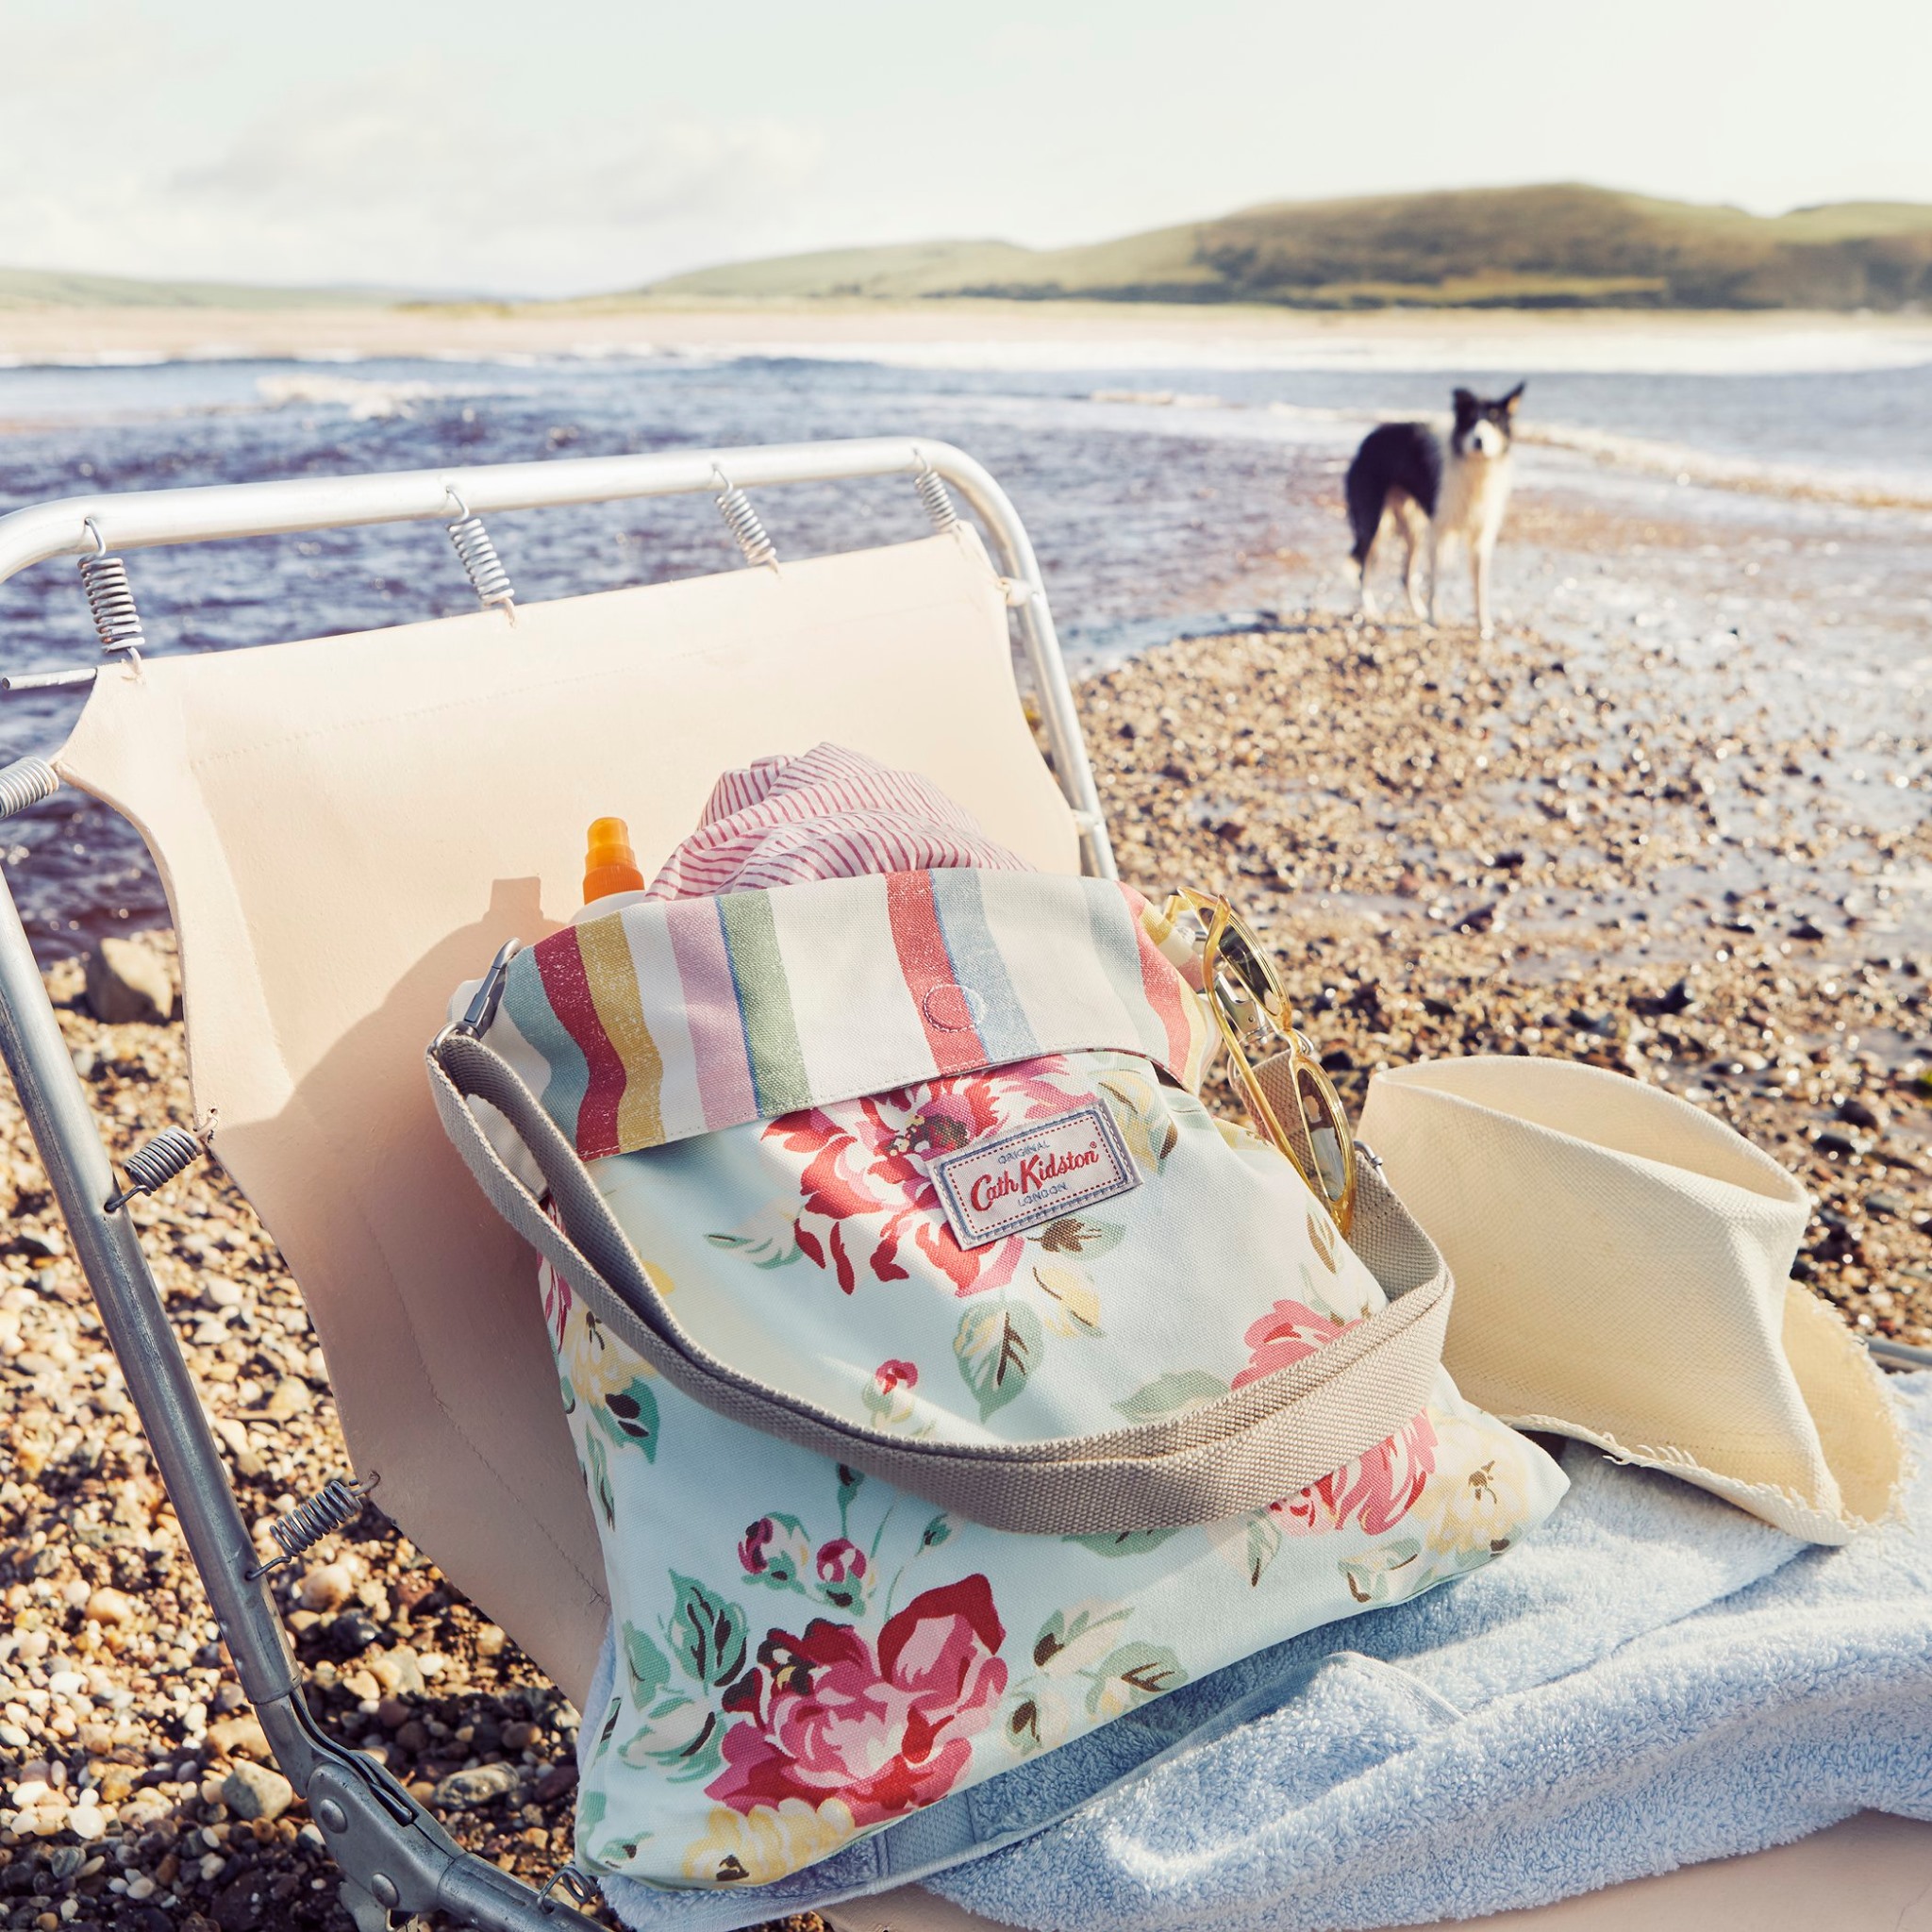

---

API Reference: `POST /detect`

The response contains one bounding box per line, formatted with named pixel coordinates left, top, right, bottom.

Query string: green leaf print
left=1242, top=1511, right=1282, bottom=1588
left=954, top=1300, right=1042, bottom=1421
left=921, top=1513, right=953, bottom=1550
left=1097, top=1073, right=1180, bottom=1174
left=577, top=1785, right=608, bottom=1838
left=592, top=1698, right=622, bottom=1761
left=837, top=1463, right=866, bottom=1512
left=664, top=1574, right=748, bottom=1689
left=1086, top=1641, right=1187, bottom=1718
left=1031, top=1216, right=1125, bottom=1259
left=1066, top=1525, right=1182, bottom=1560
left=618, top=1696, right=726, bottom=1785
left=623, top=1624, right=673, bottom=1705
left=1003, top=1686, right=1071, bottom=1757
left=1111, top=1369, right=1231, bottom=1423
left=600, top=1377, right=659, bottom=1457
left=1031, top=1603, right=1133, bottom=1675
left=1032, top=1263, right=1103, bottom=1339
left=586, top=1431, right=616, bottom=1531
left=704, top=1200, right=802, bottom=1268
left=1341, top=1538, right=1422, bottom=1605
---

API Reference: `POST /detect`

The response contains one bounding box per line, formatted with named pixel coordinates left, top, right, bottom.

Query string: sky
left=5, top=0, right=1931, bottom=297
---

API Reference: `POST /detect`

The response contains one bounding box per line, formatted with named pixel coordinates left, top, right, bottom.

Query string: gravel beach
left=0, top=607, right=1925, bottom=1931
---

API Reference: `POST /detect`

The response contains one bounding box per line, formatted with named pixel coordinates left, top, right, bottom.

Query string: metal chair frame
left=0, top=439, right=1111, bottom=1930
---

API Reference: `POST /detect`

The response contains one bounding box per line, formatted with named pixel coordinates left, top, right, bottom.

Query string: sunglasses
left=1165, top=889, right=1357, bottom=1237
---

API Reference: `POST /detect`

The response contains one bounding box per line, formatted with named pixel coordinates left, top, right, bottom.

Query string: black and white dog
left=1345, top=384, right=1524, bottom=639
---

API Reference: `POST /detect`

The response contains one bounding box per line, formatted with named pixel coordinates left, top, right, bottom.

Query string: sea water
left=0, top=348, right=1928, bottom=953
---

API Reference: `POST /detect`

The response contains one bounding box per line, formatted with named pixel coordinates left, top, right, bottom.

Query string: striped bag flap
left=488, top=870, right=1214, bottom=1159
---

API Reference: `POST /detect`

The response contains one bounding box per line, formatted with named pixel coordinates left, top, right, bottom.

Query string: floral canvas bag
left=428, top=754, right=1567, bottom=1896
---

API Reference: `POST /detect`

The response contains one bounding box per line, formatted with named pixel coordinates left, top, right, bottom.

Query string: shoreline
left=2, top=302, right=1932, bottom=375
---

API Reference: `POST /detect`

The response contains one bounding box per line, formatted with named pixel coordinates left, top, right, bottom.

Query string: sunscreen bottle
left=583, top=817, right=645, bottom=904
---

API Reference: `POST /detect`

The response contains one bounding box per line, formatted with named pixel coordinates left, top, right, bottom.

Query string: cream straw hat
left=1359, top=1056, right=1902, bottom=1543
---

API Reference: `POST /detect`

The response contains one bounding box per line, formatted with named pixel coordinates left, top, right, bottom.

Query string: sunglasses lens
left=1214, top=917, right=1278, bottom=1008
left=1210, top=961, right=1263, bottom=1039
left=1294, top=1060, right=1351, bottom=1205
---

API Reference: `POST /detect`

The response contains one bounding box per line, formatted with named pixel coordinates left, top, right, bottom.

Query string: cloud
left=0, top=62, right=825, bottom=294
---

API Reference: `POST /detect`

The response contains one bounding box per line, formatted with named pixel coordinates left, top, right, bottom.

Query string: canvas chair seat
left=55, top=525, right=1074, bottom=1705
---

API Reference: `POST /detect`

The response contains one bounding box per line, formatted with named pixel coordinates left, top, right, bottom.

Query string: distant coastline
left=8, top=185, right=1932, bottom=332
left=5, top=301, right=1932, bottom=378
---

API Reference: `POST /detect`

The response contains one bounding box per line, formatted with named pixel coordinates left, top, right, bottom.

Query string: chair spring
left=538, top=1864, right=599, bottom=1908
left=0, top=757, right=58, bottom=820
left=447, top=514, right=515, bottom=610
left=250, top=1474, right=378, bottom=1576
left=77, top=553, right=146, bottom=656
left=105, top=1125, right=204, bottom=1212
left=915, top=468, right=959, bottom=532
left=715, top=485, right=777, bottom=567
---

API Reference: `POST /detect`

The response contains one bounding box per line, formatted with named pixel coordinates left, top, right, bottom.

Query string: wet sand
left=0, top=608, right=1925, bottom=1927
left=5, top=302, right=1932, bottom=375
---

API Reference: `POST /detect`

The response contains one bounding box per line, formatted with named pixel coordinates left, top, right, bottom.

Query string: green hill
left=0, top=267, right=419, bottom=311
left=638, top=184, right=1932, bottom=311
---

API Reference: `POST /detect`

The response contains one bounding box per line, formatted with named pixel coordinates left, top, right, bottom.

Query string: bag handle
left=427, top=1031, right=1452, bottom=1537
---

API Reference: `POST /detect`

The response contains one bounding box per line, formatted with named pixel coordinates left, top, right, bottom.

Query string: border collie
left=1345, top=384, right=1524, bottom=639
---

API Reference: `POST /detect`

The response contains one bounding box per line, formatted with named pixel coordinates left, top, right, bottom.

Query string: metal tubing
left=0, top=435, right=1119, bottom=1923
left=0, top=870, right=299, bottom=1707
left=0, top=438, right=1117, bottom=877
left=912, top=442, right=1115, bottom=878
left=1869, top=1335, right=1932, bottom=1371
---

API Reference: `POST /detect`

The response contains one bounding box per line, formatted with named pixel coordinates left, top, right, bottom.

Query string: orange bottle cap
left=583, top=815, right=645, bottom=904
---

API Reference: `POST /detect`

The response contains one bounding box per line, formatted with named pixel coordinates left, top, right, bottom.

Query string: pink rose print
left=1236, top=1299, right=1436, bottom=1536
left=708, top=1575, right=1008, bottom=1826
left=1272, top=1410, right=1439, bottom=1538
left=1232, top=1297, right=1355, bottom=1390
left=767, top=1058, right=1084, bottom=1296
left=874, top=1360, right=919, bottom=1395
left=814, top=1540, right=868, bottom=1610
left=739, top=1515, right=812, bottom=1590
left=539, top=1251, right=573, bottom=1352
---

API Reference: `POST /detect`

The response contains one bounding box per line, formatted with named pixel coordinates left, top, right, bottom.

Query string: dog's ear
left=1452, top=388, right=1478, bottom=417
left=1499, top=382, right=1525, bottom=413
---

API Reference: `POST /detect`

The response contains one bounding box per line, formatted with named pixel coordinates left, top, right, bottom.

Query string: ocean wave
left=1519, top=421, right=1932, bottom=511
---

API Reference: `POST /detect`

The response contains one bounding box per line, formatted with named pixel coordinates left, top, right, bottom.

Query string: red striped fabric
left=645, top=744, right=1026, bottom=901
left=534, top=930, right=627, bottom=1159
left=884, top=869, right=990, bottom=1074
left=1120, top=884, right=1196, bottom=1076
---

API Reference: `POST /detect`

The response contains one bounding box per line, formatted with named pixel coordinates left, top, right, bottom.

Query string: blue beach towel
left=588, top=1375, right=1932, bottom=1932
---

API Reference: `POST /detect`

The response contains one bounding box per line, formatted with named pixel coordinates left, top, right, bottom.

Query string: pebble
left=204, top=1714, right=271, bottom=1761
left=368, top=1646, right=426, bottom=1697
left=82, top=937, right=176, bottom=1025
left=261, top=1375, right=310, bottom=1421
left=432, top=1761, right=521, bottom=1809
left=84, top=1586, right=135, bottom=1627
left=220, top=1758, right=294, bottom=1823
left=297, top=1559, right=357, bottom=1612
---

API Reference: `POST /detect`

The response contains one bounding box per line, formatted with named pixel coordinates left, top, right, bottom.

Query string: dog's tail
left=1343, top=449, right=1385, bottom=569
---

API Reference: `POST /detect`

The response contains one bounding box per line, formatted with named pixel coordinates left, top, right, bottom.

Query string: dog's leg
left=1424, top=525, right=1444, bottom=626
left=1400, top=497, right=1428, bottom=618
left=1357, top=515, right=1383, bottom=621
left=1474, top=536, right=1494, bottom=641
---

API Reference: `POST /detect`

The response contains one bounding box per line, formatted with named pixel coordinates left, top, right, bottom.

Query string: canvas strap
left=426, top=1032, right=1453, bottom=1537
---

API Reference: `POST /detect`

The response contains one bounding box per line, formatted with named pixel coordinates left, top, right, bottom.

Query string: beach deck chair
left=0, top=440, right=1924, bottom=1931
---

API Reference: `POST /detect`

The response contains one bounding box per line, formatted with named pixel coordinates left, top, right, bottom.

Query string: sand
left=5, top=302, right=1932, bottom=376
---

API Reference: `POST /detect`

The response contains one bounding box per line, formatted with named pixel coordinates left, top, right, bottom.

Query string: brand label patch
left=930, top=1102, right=1141, bottom=1248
